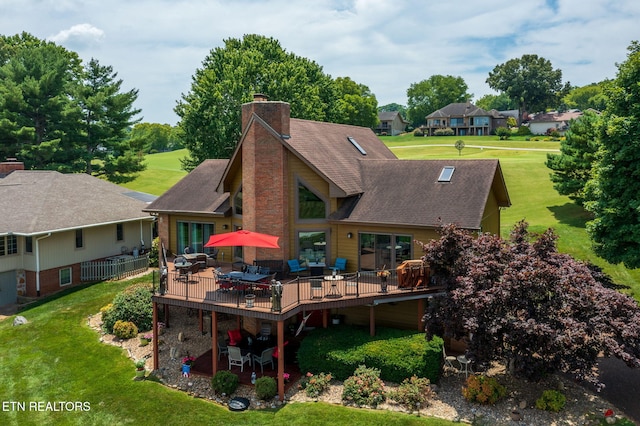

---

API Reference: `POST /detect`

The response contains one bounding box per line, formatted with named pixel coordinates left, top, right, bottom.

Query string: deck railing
left=154, top=269, right=429, bottom=312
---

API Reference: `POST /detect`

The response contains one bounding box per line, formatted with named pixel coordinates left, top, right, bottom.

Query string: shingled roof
left=144, top=159, right=230, bottom=215
left=284, top=119, right=397, bottom=197
left=0, top=171, right=155, bottom=235
left=330, top=159, right=510, bottom=230
left=426, top=102, right=494, bottom=119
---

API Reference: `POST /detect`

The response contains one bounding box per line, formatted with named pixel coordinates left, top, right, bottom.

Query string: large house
left=424, top=102, right=507, bottom=136
left=373, top=111, right=409, bottom=136
left=144, top=94, right=510, bottom=400
left=146, top=95, right=510, bottom=273
left=0, top=161, right=155, bottom=307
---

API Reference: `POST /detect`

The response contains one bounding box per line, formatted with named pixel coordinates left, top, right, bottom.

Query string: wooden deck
left=154, top=262, right=443, bottom=321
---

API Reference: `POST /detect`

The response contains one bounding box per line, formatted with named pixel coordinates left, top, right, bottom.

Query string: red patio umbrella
left=204, top=229, right=280, bottom=249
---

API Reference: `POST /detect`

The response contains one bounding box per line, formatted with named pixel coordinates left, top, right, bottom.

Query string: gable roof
left=0, top=171, right=155, bottom=235
left=427, top=102, right=495, bottom=119
left=144, top=159, right=230, bottom=215
left=529, top=111, right=582, bottom=123
left=283, top=119, right=397, bottom=197
left=377, top=111, right=409, bottom=123
left=330, top=159, right=510, bottom=230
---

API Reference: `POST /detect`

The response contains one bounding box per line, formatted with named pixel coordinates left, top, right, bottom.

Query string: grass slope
left=122, top=136, right=639, bottom=298
left=0, top=276, right=454, bottom=426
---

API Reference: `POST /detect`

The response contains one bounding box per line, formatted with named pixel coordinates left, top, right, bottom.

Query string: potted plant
left=135, top=359, right=146, bottom=378
left=182, top=355, right=195, bottom=377
left=377, top=266, right=391, bottom=292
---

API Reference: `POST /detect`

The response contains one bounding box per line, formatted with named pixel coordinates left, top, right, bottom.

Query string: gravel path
left=88, top=308, right=632, bottom=425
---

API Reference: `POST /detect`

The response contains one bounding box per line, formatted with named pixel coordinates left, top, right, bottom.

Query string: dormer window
left=438, top=166, right=455, bottom=182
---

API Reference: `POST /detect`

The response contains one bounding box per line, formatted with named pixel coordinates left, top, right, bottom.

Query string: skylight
left=438, top=166, right=455, bottom=182
left=347, top=136, right=367, bottom=155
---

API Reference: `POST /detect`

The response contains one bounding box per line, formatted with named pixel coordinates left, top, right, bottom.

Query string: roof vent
left=438, top=166, right=455, bottom=182
left=347, top=136, right=367, bottom=155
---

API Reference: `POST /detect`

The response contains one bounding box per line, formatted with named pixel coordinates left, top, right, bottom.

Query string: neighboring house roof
left=377, top=111, right=409, bottom=123
left=330, top=159, right=510, bottom=230
left=144, top=159, right=230, bottom=215
left=0, top=171, right=156, bottom=235
left=529, top=111, right=583, bottom=124
left=426, top=102, right=495, bottom=119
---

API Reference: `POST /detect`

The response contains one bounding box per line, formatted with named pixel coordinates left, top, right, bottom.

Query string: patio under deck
left=151, top=261, right=442, bottom=401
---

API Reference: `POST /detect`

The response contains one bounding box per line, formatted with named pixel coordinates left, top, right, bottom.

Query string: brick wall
left=23, top=264, right=82, bottom=297
left=241, top=97, right=291, bottom=262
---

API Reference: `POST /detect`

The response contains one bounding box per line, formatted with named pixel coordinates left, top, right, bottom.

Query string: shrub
left=462, top=375, right=506, bottom=405
left=211, top=370, right=239, bottom=395
left=299, top=372, right=332, bottom=398
left=413, top=129, right=424, bottom=137
left=342, top=365, right=386, bottom=408
left=113, top=320, right=138, bottom=339
left=535, top=389, right=566, bottom=412
left=516, top=125, right=532, bottom=136
left=297, top=326, right=443, bottom=383
left=388, top=376, right=433, bottom=410
left=495, top=126, right=512, bottom=140
left=149, top=237, right=160, bottom=267
left=434, top=128, right=454, bottom=136
left=102, top=284, right=153, bottom=333
left=254, top=376, right=277, bottom=400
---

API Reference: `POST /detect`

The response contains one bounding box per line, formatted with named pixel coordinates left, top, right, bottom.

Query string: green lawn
left=122, top=135, right=640, bottom=298
left=0, top=275, right=456, bottom=426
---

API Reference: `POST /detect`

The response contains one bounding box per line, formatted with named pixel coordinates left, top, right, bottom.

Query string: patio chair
left=207, top=248, right=219, bottom=267
left=344, top=273, right=359, bottom=296
left=287, top=259, right=307, bottom=276
left=310, top=278, right=323, bottom=299
left=329, top=257, right=347, bottom=273
left=217, top=340, right=229, bottom=361
left=252, top=347, right=274, bottom=373
left=443, top=346, right=458, bottom=372
left=228, top=346, right=251, bottom=372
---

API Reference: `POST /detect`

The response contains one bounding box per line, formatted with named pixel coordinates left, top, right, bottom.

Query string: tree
left=562, top=82, right=608, bottom=112
left=74, top=58, right=144, bottom=181
left=0, top=33, right=144, bottom=183
left=378, top=103, right=406, bottom=117
left=129, top=122, right=183, bottom=154
left=175, top=34, right=340, bottom=170
left=419, top=222, right=640, bottom=388
left=406, top=75, right=472, bottom=129
left=545, top=110, right=602, bottom=206
left=0, top=33, right=82, bottom=167
left=486, top=54, right=565, bottom=121
left=475, top=92, right=517, bottom=112
left=585, top=41, right=640, bottom=268
left=333, top=76, right=378, bottom=128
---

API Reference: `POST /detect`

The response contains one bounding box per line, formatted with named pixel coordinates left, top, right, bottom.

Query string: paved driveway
left=582, top=357, right=640, bottom=423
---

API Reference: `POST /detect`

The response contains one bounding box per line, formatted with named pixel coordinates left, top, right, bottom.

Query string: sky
left=1, top=0, right=638, bottom=125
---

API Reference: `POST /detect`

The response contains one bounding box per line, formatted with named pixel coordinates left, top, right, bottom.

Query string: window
left=75, top=229, right=83, bottom=249
left=176, top=221, right=215, bottom=254
left=233, top=187, right=242, bottom=215
left=297, top=231, right=326, bottom=264
left=59, top=267, right=72, bottom=286
left=116, top=223, right=124, bottom=241
left=359, top=233, right=412, bottom=270
left=25, top=236, right=32, bottom=253
left=438, top=166, right=455, bottom=182
left=450, top=118, right=464, bottom=127
left=298, top=182, right=326, bottom=220
left=0, top=235, right=17, bottom=256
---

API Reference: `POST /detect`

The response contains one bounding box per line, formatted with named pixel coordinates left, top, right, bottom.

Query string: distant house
left=373, top=111, right=409, bottom=136
left=424, top=102, right=507, bottom=136
left=528, top=110, right=583, bottom=135
left=0, top=161, right=155, bottom=307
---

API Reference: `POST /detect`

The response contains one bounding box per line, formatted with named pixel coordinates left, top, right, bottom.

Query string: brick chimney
left=0, top=158, right=24, bottom=175
left=240, top=95, right=291, bottom=262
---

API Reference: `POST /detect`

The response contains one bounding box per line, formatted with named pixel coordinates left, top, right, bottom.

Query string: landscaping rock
left=13, top=315, right=28, bottom=326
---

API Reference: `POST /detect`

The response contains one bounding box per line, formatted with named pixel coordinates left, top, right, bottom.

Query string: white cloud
left=48, top=23, right=105, bottom=47
left=0, top=0, right=637, bottom=124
